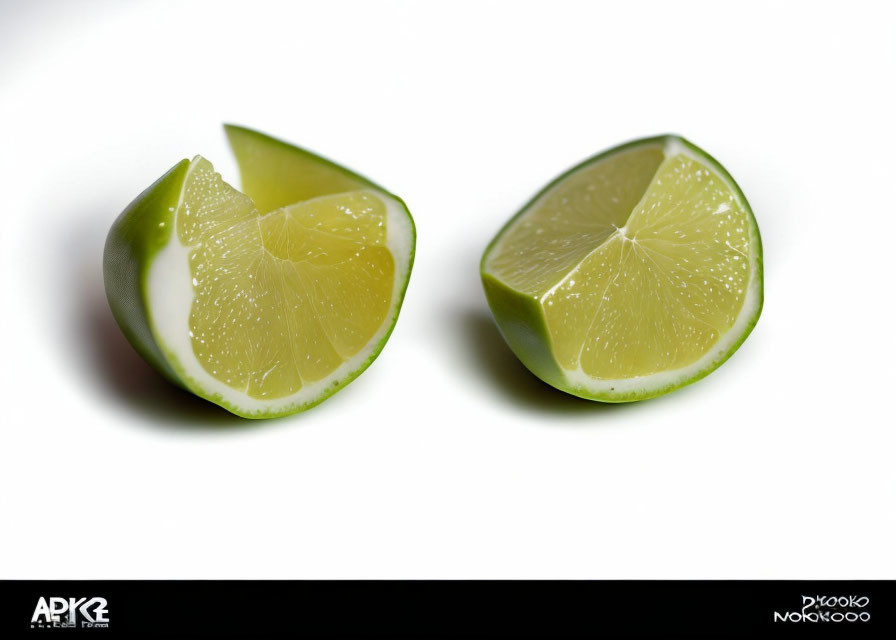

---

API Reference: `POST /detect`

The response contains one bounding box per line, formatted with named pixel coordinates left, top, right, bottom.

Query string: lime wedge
left=481, top=136, right=762, bottom=402
left=104, top=126, right=415, bottom=418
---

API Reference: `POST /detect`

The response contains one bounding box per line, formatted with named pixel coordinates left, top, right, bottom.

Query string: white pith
left=147, top=162, right=413, bottom=415
left=486, top=138, right=761, bottom=398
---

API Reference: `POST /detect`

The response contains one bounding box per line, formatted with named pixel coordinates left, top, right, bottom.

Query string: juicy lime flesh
left=177, top=157, right=393, bottom=400
left=486, top=143, right=752, bottom=381
left=224, top=125, right=368, bottom=214
left=488, top=146, right=665, bottom=294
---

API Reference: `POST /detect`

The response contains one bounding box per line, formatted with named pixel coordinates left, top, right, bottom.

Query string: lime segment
left=224, top=124, right=372, bottom=214
left=105, top=126, right=415, bottom=418
left=481, top=136, right=762, bottom=401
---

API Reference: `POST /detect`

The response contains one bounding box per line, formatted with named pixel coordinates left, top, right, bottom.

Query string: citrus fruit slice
left=481, top=135, right=762, bottom=402
left=104, top=126, right=415, bottom=418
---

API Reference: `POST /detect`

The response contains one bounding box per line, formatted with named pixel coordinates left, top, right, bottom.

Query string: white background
left=1, top=0, right=894, bottom=579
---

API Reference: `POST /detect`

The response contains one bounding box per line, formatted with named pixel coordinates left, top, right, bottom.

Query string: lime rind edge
left=103, top=158, right=191, bottom=388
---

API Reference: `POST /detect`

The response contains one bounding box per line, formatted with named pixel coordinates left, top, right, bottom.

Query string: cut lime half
left=104, top=126, right=415, bottom=418
left=481, top=135, right=762, bottom=402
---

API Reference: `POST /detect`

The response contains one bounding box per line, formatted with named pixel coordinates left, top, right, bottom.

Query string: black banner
left=0, top=580, right=892, bottom=638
